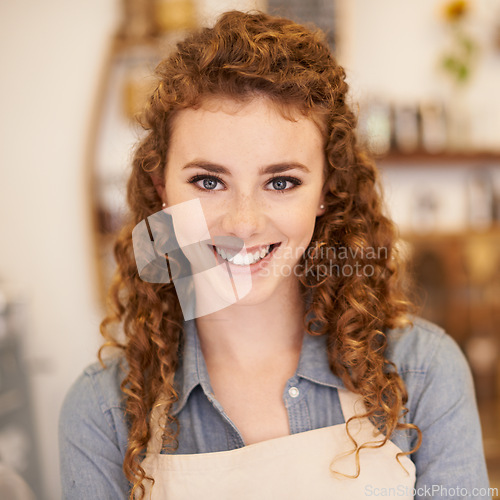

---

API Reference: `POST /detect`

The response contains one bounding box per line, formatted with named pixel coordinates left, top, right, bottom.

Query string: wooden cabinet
left=404, top=229, right=500, bottom=399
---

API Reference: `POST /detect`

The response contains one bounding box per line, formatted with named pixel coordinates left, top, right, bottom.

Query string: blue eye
left=272, top=178, right=287, bottom=190
left=188, top=175, right=224, bottom=191
left=202, top=178, right=218, bottom=190
left=267, top=176, right=302, bottom=192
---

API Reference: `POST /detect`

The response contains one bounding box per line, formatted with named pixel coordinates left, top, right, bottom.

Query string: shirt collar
left=295, top=331, right=345, bottom=390
left=171, top=319, right=345, bottom=416
left=171, top=319, right=210, bottom=416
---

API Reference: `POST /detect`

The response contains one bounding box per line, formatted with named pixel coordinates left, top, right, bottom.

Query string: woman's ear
left=316, top=196, right=326, bottom=216
left=150, top=172, right=166, bottom=204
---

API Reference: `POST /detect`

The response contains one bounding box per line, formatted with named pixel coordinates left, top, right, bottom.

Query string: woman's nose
left=220, top=194, right=265, bottom=240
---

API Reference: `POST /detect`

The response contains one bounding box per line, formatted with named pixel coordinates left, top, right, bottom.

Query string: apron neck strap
left=337, top=388, right=367, bottom=422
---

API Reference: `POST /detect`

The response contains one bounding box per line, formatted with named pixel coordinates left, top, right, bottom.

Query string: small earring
left=320, top=204, right=325, bottom=210
left=162, top=202, right=166, bottom=208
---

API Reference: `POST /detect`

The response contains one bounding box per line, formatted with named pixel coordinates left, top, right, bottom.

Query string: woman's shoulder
left=82, top=354, right=128, bottom=387
left=384, top=316, right=470, bottom=381
left=384, top=320, right=489, bottom=492
left=59, top=355, right=131, bottom=496
left=81, top=355, right=128, bottom=411
left=59, top=354, right=129, bottom=434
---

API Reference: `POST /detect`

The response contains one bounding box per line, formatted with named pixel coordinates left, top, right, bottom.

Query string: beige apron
left=139, top=388, right=416, bottom=499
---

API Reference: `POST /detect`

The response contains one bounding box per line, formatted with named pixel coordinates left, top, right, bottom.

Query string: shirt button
left=288, top=386, right=299, bottom=398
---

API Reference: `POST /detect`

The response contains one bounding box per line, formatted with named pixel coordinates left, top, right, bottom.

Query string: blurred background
left=0, top=0, right=499, bottom=498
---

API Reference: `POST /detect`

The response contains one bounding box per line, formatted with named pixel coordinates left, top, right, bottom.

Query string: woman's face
left=160, top=96, right=326, bottom=305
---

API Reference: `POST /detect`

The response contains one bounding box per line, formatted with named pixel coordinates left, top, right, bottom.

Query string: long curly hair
left=99, top=10, right=421, bottom=499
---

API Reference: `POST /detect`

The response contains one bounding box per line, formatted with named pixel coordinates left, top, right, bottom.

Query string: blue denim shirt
left=59, top=317, right=491, bottom=499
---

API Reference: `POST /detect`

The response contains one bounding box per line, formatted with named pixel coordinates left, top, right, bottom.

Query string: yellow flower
left=443, top=0, right=469, bottom=22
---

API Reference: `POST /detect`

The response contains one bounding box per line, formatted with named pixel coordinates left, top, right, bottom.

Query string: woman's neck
left=195, top=281, right=305, bottom=372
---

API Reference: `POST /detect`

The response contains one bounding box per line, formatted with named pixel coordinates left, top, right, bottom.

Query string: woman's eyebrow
left=182, top=160, right=310, bottom=175
left=260, top=163, right=310, bottom=175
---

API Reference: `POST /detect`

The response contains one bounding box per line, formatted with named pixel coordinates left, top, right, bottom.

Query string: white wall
left=0, top=1, right=119, bottom=498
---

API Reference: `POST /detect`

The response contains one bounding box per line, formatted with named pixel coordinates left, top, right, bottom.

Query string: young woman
left=59, top=10, right=491, bottom=500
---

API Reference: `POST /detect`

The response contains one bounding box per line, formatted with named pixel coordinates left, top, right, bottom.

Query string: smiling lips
left=211, top=243, right=281, bottom=266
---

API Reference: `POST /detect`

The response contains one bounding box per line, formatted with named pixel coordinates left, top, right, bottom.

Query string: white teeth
left=215, top=245, right=272, bottom=266
left=232, top=252, right=245, bottom=265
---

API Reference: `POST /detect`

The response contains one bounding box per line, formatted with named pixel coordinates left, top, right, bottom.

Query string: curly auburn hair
left=99, top=10, right=421, bottom=499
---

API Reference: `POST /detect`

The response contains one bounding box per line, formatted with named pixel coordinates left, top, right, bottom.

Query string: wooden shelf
left=377, top=150, right=500, bottom=166
left=400, top=225, right=500, bottom=240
